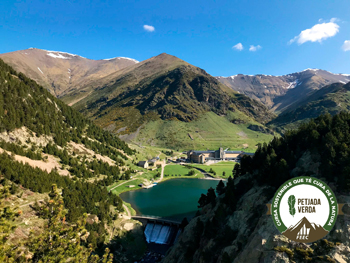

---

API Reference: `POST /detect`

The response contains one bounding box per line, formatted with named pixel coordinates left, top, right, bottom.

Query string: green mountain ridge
left=62, top=53, right=275, bottom=147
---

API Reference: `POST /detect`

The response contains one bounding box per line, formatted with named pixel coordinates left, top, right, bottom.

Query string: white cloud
left=289, top=18, right=339, bottom=45
left=232, top=43, right=244, bottom=51
left=343, top=40, right=350, bottom=51
left=143, top=25, right=155, bottom=32
left=249, top=45, right=262, bottom=52
left=330, top=18, right=339, bottom=23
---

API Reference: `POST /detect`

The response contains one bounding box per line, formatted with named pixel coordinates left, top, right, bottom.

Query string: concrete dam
left=133, top=216, right=182, bottom=245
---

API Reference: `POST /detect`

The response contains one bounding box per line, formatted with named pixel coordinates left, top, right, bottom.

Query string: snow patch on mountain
left=37, top=67, right=44, bottom=75
left=45, top=49, right=85, bottom=59
left=302, top=68, right=319, bottom=72
left=47, top=52, right=72, bottom=59
left=103, top=57, right=139, bottom=63
left=285, top=80, right=299, bottom=89
left=229, top=75, right=237, bottom=81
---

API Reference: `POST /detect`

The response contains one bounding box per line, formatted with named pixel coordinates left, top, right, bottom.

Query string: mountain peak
left=0, top=48, right=139, bottom=96
left=102, top=57, right=139, bottom=63
left=301, top=68, right=319, bottom=72
left=151, top=53, right=185, bottom=63
left=24, top=48, right=86, bottom=59
left=15, top=48, right=140, bottom=63
left=217, top=69, right=350, bottom=112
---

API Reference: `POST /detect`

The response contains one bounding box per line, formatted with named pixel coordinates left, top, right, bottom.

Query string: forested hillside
left=165, top=112, right=350, bottom=263
left=0, top=58, right=133, bottom=153
left=0, top=59, right=144, bottom=261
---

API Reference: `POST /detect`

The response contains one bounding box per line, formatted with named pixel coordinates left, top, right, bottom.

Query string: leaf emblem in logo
left=288, top=195, right=296, bottom=217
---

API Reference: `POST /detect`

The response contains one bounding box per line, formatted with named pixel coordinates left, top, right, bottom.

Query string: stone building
left=138, top=161, right=149, bottom=168
left=187, top=147, right=253, bottom=163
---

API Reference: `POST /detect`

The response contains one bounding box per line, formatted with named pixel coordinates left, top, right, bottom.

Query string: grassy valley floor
left=131, top=112, right=274, bottom=152
left=187, top=161, right=236, bottom=179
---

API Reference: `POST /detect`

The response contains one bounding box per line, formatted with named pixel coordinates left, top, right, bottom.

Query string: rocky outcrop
left=247, top=124, right=274, bottom=135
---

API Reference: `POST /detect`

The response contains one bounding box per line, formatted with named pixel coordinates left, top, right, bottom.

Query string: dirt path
left=160, top=163, right=165, bottom=180
left=68, top=90, right=93, bottom=106
left=123, top=203, right=131, bottom=217
left=155, top=161, right=166, bottom=182
left=19, top=191, right=63, bottom=208
left=19, top=199, right=44, bottom=208
left=189, top=166, right=217, bottom=179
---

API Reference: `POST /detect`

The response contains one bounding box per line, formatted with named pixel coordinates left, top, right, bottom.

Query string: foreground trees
left=0, top=184, right=19, bottom=262
left=1, top=184, right=113, bottom=263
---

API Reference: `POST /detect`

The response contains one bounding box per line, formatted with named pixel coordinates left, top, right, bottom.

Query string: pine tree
left=198, top=194, right=208, bottom=208
left=207, top=187, right=216, bottom=206
left=0, top=184, right=20, bottom=262
left=216, top=180, right=225, bottom=195
left=232, top=163, right=241, bottom=178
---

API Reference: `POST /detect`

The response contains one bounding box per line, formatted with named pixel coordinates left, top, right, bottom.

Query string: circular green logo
left=272, top=176, right=337, bottom=243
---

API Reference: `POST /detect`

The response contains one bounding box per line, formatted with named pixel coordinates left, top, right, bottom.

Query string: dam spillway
left=144, top=222, right=181, bottom=245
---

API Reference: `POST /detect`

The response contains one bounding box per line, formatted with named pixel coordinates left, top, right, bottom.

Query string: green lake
left=120, top=178, right=221, bottom=221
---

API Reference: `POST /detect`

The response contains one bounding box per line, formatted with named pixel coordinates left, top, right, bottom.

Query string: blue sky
left=0, top=0, right=349, bottom=76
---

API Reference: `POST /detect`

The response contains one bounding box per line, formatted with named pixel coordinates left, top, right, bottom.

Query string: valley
left=0, top=46, right=349, bottom=263
left=3, top=1, right=350, bottom=262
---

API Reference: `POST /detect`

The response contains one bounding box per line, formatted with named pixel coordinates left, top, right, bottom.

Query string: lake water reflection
left=120, top=178, right=221, bottom=221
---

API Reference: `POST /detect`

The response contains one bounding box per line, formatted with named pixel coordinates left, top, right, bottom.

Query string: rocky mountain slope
left=164, top=112, right=350, bottom=263
left=0, top=48, right=138, bottom=97
left=217, top=69, right=350, bottom=113
left=269, top=82, right=350, bottom=131
left=62, top=53, right=274, bottom=138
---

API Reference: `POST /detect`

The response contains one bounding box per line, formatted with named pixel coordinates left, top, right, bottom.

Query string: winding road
left=109, top=178, right=138, bottom=192
left=123, top=203, right=131, bottom=217
left=155, top=161, right=166, bottom=182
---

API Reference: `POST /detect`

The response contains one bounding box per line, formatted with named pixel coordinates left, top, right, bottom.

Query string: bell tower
left=219, top=147, right=224, bottom=159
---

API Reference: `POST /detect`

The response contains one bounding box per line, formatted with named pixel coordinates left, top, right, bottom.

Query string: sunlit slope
left=132, top=111, right=274, bottom=151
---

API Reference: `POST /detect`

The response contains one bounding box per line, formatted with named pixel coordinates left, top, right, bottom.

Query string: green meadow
left=188, top=161, right=236, bottom=178
left=133, top=111, right=274, bottom=152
